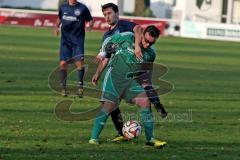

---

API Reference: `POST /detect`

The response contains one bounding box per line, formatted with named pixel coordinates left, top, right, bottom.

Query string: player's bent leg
left=60, top=61, right=68, bottom=97
left=110, top=108, right=123, bottom=135
left=110, top=108, right=123, bottom=133
left=143, top=85, right=168, bottom=118
left=133, top=93, right=153, bottom=141
left=136, top=72, right=168, bottom=118
left=132, top=92, right=151, bottom=108
left=75, top=60, right=85, bottom=97
left=89, top=101, right=116, bottom=144
left=133, top=93, right=167, bottom=148
left=110, top=107, right=127, bottom=142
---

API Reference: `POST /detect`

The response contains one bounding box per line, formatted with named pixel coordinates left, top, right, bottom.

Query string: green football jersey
left=101, top=32, right=156, bottom=77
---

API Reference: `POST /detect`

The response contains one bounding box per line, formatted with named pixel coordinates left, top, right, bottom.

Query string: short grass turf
left=0, top=25, right=239, bottom=160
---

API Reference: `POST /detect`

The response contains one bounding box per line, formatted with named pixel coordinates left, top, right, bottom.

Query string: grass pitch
left=0, top=25, right=239, bottom=160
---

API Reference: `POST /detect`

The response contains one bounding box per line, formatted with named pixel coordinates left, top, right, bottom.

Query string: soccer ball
left=122, top=120, right=141, bottom=139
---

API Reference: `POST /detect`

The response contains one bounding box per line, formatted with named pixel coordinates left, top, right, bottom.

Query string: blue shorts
left=60, top=39, right=84, bottom=62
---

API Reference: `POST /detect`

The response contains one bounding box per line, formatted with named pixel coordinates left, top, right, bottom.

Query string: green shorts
left=101, top=67, right=145, bottom=104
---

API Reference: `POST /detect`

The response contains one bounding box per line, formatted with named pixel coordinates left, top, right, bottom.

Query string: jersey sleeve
left=58, top=5, right=63, bottom=19
left=100, top=35, right=118, bottom=59
left=144, top=48, right=156, bottom=62
left=121, top=21, right=137, bottom=32
left=83, top=5, right=93, bottom=22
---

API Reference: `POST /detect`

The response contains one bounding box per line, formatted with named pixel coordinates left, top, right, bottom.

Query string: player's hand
left=93, top=55, right=104, bottom=64
left=135, top=45, right=143, bottom=61
left=85, top=22, right=92, bottom=32
left=54, top=28, right=60, bottom=36
left=86, top=26, right=92, bottom=32
left=92, top=73, right=100, bottom=86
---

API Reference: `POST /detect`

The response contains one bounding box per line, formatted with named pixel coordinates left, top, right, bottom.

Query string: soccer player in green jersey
left=89, top=26, right=167, bottom=148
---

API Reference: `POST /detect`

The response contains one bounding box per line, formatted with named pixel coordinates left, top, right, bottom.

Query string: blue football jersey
left=59, top=2, right=93, bottom=44
left=102, top=20, right=136, bottom=42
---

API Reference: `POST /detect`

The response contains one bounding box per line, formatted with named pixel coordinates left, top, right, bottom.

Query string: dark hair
left=144, top=25, right=161, bottom=38
left=102, top=3, right=119, bottom=13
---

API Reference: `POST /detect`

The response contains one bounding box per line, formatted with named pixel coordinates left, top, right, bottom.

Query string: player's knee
left=103, top=101, right=117, bottom=114
left=76, top=65, right=84, bottom=70
left=142, top=99, right=151, bottom=108
left=60, top=61, right=67, bottom=69
left=75, top=60, right=84, bottom=70
left=134, top=97, right=150, bottom=108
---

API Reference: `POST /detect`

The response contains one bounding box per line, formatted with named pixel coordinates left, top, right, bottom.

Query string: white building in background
left=0, top=0, right=239, bottom=24
left=150, top=0, right=240, bottom=24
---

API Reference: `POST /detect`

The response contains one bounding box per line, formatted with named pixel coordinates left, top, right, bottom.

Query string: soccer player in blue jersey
left=95, top=3, right=167, bottom=142
left=54, top=0, right=93, bottom=97
left=97, top=3, right=143, bottom=60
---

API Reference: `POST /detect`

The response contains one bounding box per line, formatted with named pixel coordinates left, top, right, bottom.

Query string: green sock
left=140, top=108, right=154, bottom=142
left=91, top=108, right=109, bottom=139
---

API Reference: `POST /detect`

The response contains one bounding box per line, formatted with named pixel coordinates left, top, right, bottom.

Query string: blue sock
left=140, top=108, right=154, bottom=142
left=91, top=108, right=109, bottom=139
